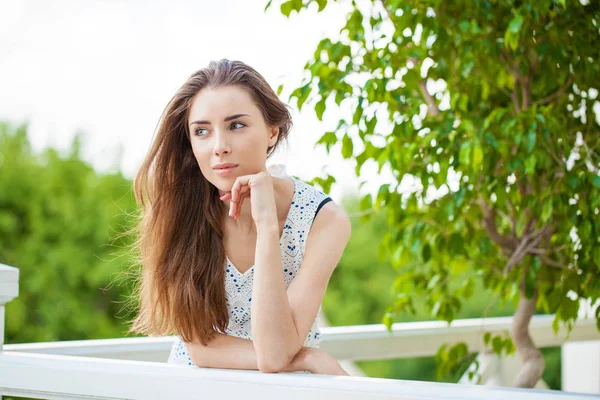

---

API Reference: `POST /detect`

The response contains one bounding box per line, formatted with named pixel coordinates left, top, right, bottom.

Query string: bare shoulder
left=311, top=198, right=352, bottom=241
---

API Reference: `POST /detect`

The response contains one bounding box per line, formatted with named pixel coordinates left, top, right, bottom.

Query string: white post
left=0, top=264, right=20, bottom=350
left=561, top=297, right=600, bottom=394
left=562, top=340, right=600, bottom=394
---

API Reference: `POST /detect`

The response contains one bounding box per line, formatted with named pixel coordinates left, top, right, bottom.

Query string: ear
left=268, top=125, right=279, bottom=147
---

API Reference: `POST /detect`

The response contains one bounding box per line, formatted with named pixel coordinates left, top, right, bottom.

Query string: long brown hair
left=129, top=59, right=292, bottom=345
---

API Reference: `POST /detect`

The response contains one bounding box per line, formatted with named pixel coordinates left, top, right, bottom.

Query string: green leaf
left=431, top=299, right=442, bottom=317
left=524, top=264, right=537, bottom=299
left=422, top=244, right=432, bottom=262
left=280, top=1, right=294, bottom=17
left=526, top=130, right=537, bottom=153
left=460, top=278, right=475, bottom=298
left=459, top=142, right=471, bottom=166
left=504, top=337, right=516, bottom=355
left=483, top=332, right=492, bottom=346
left=296, top=84, right=311, bottom=110
left=591, top=175, right=600, bottom=188
left=335, top=90, right=345, bottom=105
left=360, top=193, right=372, bottom=212
left=541, top=200, right=553, bottom=223
left=525, top=156, right=537, bottom=175
left=315, top=0, right=327, bottom=12
left=342, top=134, right=353, bottom=158
left=392, top=246, right=411, bottom=267
left=383, top=312, right=394, bottom=330
left=448, top=233, right=464, bottom=255
left=375, top=183, right=390, bottom=211
left=276, top=84, right=284, bottom=96
left=472, top=143, right=483, bottom=169
left=450, top=257, right=469, bottom=274
left=492, top=336, right=503, bottom=354
left=315, top=98, right=326, bottom=121
left=316, top=131, right=337, bottom=152
left=352, top=102, right=363, bottom=125
left=264, top=0, right=273, bottom=12
left=552, top=315, right=560, bottom=334
left=508, top=14, right=524, bottom=33
left=504, top=29, right=520, bottom=51
left=427, top=274, right=441, bottom=290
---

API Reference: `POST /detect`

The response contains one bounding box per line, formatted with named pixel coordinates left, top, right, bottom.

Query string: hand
left=219, top=169, right=277, bottom=225
left=301, top=348, right=350, bottom=376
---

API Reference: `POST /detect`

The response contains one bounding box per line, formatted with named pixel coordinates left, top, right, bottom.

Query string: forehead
left=188, top=85, right=256, bottom=121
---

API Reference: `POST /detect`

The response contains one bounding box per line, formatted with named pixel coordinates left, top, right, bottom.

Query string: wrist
left=255, top=218, right=278, bottom=233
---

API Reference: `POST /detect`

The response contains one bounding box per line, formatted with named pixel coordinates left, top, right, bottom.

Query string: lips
left=213, top=163, right=238, bottom=170
left=213, top=164, right=238, bottom=176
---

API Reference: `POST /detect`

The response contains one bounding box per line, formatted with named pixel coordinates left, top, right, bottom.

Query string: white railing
left=1, top=263, right=599, bottom=399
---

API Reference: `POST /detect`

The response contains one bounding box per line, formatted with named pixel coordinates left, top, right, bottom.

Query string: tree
left=0, top=122, right=139, bottom=344
left=269, top=0, right=600, bottom=388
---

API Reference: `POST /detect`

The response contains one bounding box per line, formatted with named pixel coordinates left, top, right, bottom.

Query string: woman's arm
left=251, top=221, right=299, bottom=372
left=251, top=205, right=351, bottom=372
left=185, top=333, right=310, bottom=372
left=225, top=172, right=351, bottom=372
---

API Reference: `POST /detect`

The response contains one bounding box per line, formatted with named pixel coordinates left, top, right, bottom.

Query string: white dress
left=167, top=165, right=332, bottom=372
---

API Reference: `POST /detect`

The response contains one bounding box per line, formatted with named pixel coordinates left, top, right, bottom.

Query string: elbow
left=187, top=344, right=205, bottom=368
left=256, top=352, right=292, bottom=373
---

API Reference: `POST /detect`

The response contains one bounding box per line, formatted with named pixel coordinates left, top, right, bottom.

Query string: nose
left=213, top=129, right=231, bottom=156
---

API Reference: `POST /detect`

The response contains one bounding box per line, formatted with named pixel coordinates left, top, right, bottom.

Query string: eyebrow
left=189, top=113, right=249, bottom=126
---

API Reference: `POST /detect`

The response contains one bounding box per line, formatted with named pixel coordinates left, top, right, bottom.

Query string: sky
left=0, top=0, right=399, bottom=204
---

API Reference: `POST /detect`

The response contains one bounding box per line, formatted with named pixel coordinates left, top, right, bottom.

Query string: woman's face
left=187, top=85, right=279, bottom=191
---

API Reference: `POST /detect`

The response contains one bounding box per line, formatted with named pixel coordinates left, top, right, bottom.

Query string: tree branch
left=533, top=75, right=574, bottom=106
left=505, top=199, right=517, bottom=241
left=418, top=80, right=441, bottom=117
left=504, top=225, right=550, bottom=276
left=521, top=75, right=532, bottom=110
left=500, top=49, right=523, bottom=113
left=511, top=83, right=521, bottom=114
left=539, top=254, right=569, bottom=270
left=478, top=196, right=515, bottom=250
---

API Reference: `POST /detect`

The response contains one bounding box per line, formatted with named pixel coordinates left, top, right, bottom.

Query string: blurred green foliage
left=0, top=121, right=139, bottom=344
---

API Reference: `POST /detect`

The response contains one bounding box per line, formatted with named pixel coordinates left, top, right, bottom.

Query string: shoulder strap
left=291, top=180, right=331, bottom=251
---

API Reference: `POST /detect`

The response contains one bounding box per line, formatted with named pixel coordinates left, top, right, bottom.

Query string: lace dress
left=167, top=165, right=332, bottom=373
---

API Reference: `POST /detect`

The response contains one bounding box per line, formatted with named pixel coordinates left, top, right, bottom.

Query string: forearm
left=251, top=221, right=300, bottom=369
left=186, top=332, right=308, bottom=372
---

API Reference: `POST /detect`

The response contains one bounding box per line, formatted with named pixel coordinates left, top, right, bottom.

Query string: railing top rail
left=1, top=351, right=597, bottom=400
left=4, top=314, right=598, bottom=360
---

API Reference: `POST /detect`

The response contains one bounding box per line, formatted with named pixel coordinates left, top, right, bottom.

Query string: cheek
left=191, top=142, right=211, bottom=169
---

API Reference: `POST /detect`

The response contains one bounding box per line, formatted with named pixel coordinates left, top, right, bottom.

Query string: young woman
left=130, top=59, right=351, bottom=375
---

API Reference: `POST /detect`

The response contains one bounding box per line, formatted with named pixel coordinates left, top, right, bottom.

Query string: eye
left=231, top=121, right=245, bottom=130
left=194, top=127, right=208, bottom=137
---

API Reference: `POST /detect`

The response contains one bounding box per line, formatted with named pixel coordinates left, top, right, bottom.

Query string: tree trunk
left=511, top=286, right=545, bottom=388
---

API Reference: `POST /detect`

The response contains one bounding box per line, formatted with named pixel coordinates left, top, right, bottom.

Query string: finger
left=230, top=175, right=253, bottom=204
left=220, top=192, right=232, bottom=201
left=232, top=192, right=242, bottom=219
left=236, top=190, right=251, bottom=219
left=234, top=192, right=245, bottom=219
left=232, top=187, right=249, bottom=217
